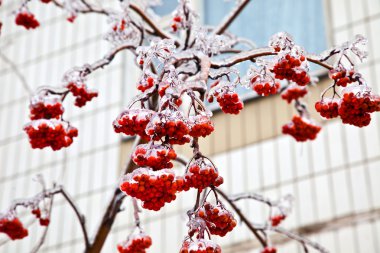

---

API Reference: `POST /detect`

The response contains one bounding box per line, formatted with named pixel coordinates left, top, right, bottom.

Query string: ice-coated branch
left=254, top=224, right=330, bottom=253
left=59, top=187, right=90, bottom=250
left=30, top=196, right=54, bottom=253
left=210, top=47, right=334, bottom=70
left=214, top=0, right=251, bottom=35
left=51, top=0, right=110, bottom=16
left=215, top=188, right=268, bottom=248
left=129, top=4, right=180, bottom=46
left=229, top=192, right=277, bottom=207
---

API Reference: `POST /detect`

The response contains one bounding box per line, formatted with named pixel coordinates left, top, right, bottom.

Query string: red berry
left=24, top=119, right=78, bottom=150
left=15, top=11, right=39, bottom=30
left=66, top=82, right=98, bottom=107
left=39, top=218, right=50, bottom=226
left=282, top=116, right=321, bottom=142
left=281, top=85, right=307, bottom=103
left=198, top=202, right=237, bottom=237
left=137, top=77, right=155, bottom=92
left=0, top=217, right=28, bottom=240
left=31, top=209, right=41, bottom=219
left=117, top=233, right=152, bottom=253
left=40, top=0, right=52, bottom=3
left=67, top=15, right=76, bottom=23
left=173, top=16, right=182, bottom=22
left=113, top=109, right=154, bottom=140
left=132, top=144, right=177, bottom=170
left=184, top=158, right=223, bottom=191
left=261, top=247, right=277, bottom=253
left=271, top=214, right=286, bottom=227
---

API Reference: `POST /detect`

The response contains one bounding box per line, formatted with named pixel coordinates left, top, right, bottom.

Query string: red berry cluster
left=29, top=96, right=64, bottom=120
left=120, top=168, right=188, bottom=211
left=40, top=0, right=52, bottom=3
left=171, top=16, right=182, bottom=32
left=137, top=77, right=155, bottom=92
left=112, top=19, right=127, bottom=32
left=271, top=214, right=286, bottom=227
left=209, top=87, right=243, bottom=115
left=189, top=114, right=214, bottom=138
left=180, top=239, right=222, bottom=253
left=24, top=119, right=78, bottom=150
left=66, top=82, right=98, bottom=107
left=338, top=89, right=380, bottom=127
left=252, top=80, right=280, bottom=96
left=197, top=202, right=237, bottom=237
left=0, top=217, right=28, bottom=240
left=281, top=85, right=308, bottom=103
left=329, top=68, right=355, bottom=87
left=132, top=144, right=177, bottom=170
left=31, top=209, right=50, bottom=226
left=15, top=11, right=39, bottom=30
left=146, top=110, right=190, bottom=145
left=315, top=99, right=339, bottom=119
left=262, top=247, right=277, bottom=253
left=282, top=116, right=321, bottom=142
left=113, top=109, right=154, bottom=140
left=117, top=233, right=152, bottom=253
left=271, top=54, right=310, bottom=86
left=184, top=158, right=223, bottom=191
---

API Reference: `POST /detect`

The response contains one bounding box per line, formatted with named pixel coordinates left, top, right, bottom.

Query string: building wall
left=1, top=1, right=380, bottom=253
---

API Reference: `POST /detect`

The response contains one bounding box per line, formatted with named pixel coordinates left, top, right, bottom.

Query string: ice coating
left=180, top=239, right=222, bottom=253
left=132, top=143, right=177, bottom=170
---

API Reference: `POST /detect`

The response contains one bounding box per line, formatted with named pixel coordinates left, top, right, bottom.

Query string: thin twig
left=210, top=47, right=334, bottom=70
left=59, top=187, right=90, bottom=249
left=129, top=4, right=180, bottom=46
left=254, top=224, right=330, bottom=253
left=30, top=196, right=54, bottom=253
left=0, top=52, right=33, bottom=95
left=214, top=0, right=251, bottom=35
left=215, top=188, right=268, bottom=247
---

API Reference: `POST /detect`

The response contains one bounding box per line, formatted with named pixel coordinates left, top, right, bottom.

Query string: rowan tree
left=1, top=0, right=378, bottom=253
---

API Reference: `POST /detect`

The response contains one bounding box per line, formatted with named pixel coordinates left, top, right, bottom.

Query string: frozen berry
left=0, top=217, right=28, bottom=240
left=282, top=116, right=321, bottom=142
left=15, top=11, right=39, bottom=30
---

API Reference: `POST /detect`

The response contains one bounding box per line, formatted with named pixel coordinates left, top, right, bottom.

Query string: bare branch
left=0, top=52, right=33, bottom=95
left=214, top=0, right=251, bottom=35
left=59, top=187, right=90, bottom=250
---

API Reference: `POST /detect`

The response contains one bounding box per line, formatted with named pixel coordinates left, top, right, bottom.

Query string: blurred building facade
left=0, top=0, right=380, bottom=252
